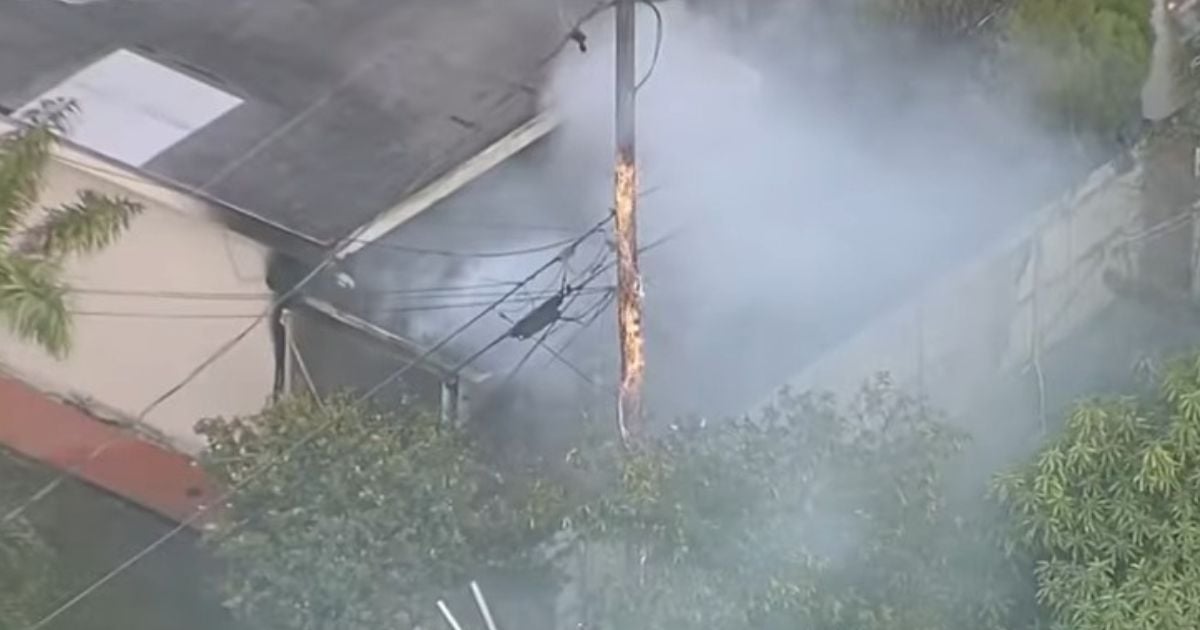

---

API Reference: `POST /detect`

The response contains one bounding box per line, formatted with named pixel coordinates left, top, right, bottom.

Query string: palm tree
left=0, top=100, right=142, bottom=358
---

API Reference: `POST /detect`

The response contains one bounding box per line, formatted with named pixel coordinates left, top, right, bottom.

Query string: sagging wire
left=15, top=216, right=614, bottom=630
left=555, top=0, right=663, bottom=91
left=635, top=0, right=665, bottom=92
left=0, top=0, right=633, bottom=549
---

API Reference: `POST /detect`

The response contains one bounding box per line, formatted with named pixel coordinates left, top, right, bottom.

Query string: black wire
left=354, top=234, right=582, bottom=259
left=18, top=214, right=615, bottom=630
left=531, top=331, right=602, bottom=389
left=68, top=281, right=613, bottom=301
left=358, top=213, right=612, bottom=400
left=1, top=1, right=622, bottom=580
left=635, top=0, right=665, bottom=92
left=65, top=287, right=616, bottom=320
left=496, top=315, right=568, bottom=391
left=69, top=280, right=539, bottom=301
left=536, top=289, right=613, bottom=374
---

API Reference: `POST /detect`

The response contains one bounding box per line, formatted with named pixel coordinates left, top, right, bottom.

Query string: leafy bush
left=197, top=395, right=562, bottom=630
left=1004, top=0, right=1151, bottom=140
left=201, top=379, right=1028, bottom=630
left=995, top=354, right=1200, bottom=629
left=0, top=480, right=57, bottom=628
left=566, top=376, right=1024, bottom=630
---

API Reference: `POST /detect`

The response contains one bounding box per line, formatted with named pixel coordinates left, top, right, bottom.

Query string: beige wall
left=767, top=157, right=1152, bottom=418
left=0, top=130, right=274, bottom=454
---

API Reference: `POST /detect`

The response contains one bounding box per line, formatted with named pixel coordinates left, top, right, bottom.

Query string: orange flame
left=614, top=156, right=645, bottom=445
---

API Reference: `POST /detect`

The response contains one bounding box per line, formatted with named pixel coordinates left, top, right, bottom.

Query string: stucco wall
left=769, top=157, right=1158, bottom=420
left=0, top=133, right=274, bottom=454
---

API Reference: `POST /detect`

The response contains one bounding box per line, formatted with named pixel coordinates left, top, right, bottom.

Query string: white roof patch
left=18, top=49, right=242, bottom=167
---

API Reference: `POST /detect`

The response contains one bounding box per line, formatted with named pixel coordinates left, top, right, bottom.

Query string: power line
left=18, top=215, right=614, bottom=630
left=485, top=229, right=680, bottom=393
left=1, top=1, right=618, bottom=532
left=635, top=0, right=665, bottom=92
left=65, top=287, right=615, bottom=320
left=21, top=225, right=682, bottom=630
left=67, top=280, right=527, bottom=300
left=494, top=250, right=611, bottom=389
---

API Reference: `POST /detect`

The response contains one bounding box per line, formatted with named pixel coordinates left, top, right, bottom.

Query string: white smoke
left=355, top=1, right=1083, bottom=420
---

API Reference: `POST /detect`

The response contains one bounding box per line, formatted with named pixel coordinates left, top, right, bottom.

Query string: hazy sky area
left=346, top=1, right=1088, bottom=424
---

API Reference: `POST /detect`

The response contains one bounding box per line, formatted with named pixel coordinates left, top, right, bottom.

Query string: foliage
left=1003, top=0, right=1151, bottom=141
left=867, top=0, right=1010, bottom=39
left=995, top=354, right=1200, bottom=629
left=565, top=375, right=1025, bottom=630
left=0, top=477, right=57, bottom=628
left=197, top=395, right=563, bottom=630
left=0, top=99, right=142, bottom=357
left=204, top=379, right=1032, bottom=630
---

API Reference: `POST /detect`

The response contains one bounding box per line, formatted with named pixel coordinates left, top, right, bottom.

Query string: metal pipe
left=469, top=581, right=500, bottom=630
left=436, top=600, right=465, bottom=630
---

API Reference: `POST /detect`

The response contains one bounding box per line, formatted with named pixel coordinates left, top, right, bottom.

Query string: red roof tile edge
left=0, top=374, right=216, bottom=527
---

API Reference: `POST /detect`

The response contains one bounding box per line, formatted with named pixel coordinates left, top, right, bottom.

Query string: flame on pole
left=614, top=0, right=645, bottom=447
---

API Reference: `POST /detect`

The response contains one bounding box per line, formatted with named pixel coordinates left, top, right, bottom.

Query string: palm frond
left=0, top=254, right=71, bottom=357
left=0, top=121, right=60, bottom=242
left=22, top=191, right=143, bottom=259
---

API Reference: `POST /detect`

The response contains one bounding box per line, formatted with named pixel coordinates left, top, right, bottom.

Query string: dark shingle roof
left=0, top=0, right=582, bottom=244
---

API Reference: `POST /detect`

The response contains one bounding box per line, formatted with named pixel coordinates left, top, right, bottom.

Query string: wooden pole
left=614, top=0, right=645, bottom=447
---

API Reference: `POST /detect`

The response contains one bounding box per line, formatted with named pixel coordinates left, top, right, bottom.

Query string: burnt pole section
left=614, top=0, right=645, bottom=447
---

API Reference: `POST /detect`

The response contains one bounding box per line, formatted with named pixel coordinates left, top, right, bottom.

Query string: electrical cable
left=67, top=280, right=548, bottom=300
left=0, top=3, right=619, bottom=531
left=494, top=249, right=611, bottom=389
left=485, top=228, right=680, bottom=393
left=18, top=214, right=614, bottom=630
left=334, top=234, right=584, bottom=259
left=21, top=224, right=681, bottom=630
left=635, top=0, right=665, bottom=92
left=64, top=287, right=615, bottom=320
left=12, top=5, right=661, bottom=617
left=531, top=330, right=603, bottom=388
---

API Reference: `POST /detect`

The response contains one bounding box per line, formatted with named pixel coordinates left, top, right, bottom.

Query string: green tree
left=0, top=493, right=56, bottom=628
left=0, top=100, right=142, bottom=357
left=203, top=379, right=1026, bottom=630
left=566, top=376, right=1024, bottom=630
left=1004, top=0, right=1151, bottom=141
left=197, top=395, right=563, bottom=630
left=995, top=354, right=1200, bottom=629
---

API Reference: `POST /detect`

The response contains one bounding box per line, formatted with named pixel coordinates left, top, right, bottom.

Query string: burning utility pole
left=614, top=0, right=645, bottom=447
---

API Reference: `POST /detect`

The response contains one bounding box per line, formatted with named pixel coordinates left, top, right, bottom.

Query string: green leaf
left=21, top=191, right=143, bottom=259
left=0, top=254, right=70, bottom=357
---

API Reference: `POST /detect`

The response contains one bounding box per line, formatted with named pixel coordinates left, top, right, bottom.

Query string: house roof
left=0, top=0, right=587, bottom=246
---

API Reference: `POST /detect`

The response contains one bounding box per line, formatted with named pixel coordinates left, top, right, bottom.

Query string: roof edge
left=0, top=114, right=325, bottom=255
left=294, top=296, right=492, bottom=385
left=334, top=110, right=559, bottom=260
left=0, top=370, right=217, bottom=527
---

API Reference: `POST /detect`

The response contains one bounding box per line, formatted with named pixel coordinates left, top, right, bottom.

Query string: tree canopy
left=1003, top=0, right=1151, bottom=141
left=202, top=378, right=1026, bottom=630
left=565, top=376, right=1023, bottom=630
left=197, top=395, right=563, bottom=630
left=996, top=354, right=1200, bottom=629
left=0, top=484, right=57, bottom=628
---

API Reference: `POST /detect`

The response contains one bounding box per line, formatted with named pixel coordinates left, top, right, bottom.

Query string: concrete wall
left=0, top=128, right=274, bottom=453
left=769, top=157, right=1157, bottom=421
